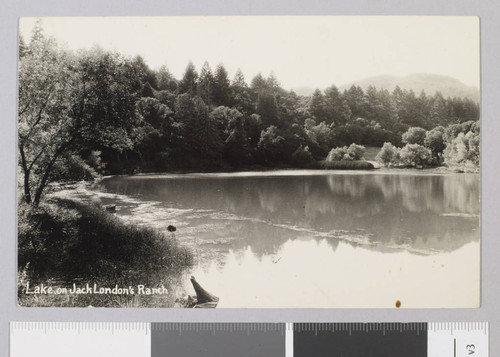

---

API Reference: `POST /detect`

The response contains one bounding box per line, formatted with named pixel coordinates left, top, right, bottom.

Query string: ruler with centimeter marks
left=10, top=322, right=488, bottom=357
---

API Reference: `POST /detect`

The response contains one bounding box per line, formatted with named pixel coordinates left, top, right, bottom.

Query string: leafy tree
left=445, top=97, right=479, bottom=124
left=76, top=48, right=143, bottom=152
left=256, top=91, right=280, bottom=127
left=19, top=31, right=142, bottom=205
left=443, top=121, right=477, bottom=143
left=141, top=82, right=155, bottom=98
left=209, top=106, right=243, bottom=136
left=136, top=97, right=173, bottom=130
left=175, top=95, right=223, bottom=161
left=224, top=124, right=251, bottom=165
left=266, top=72, right=280, bottom=93
left=378, top=89, right=400, bottom=129
left=154, top=88, right=177, bottom=110
left=230, top=69, right=253, bottom=114
left=304, top=121, right=334, bottom=155
left=275, top=90, right=298, bottom=124
left=363, top=86, right=398, bottom=128
left=458, top=98, right=480, bottom=123
left=30, top=18, right=45, bottom=44
left=258, top=125, right=287, bottom=163
left=326, top=147, right=348, bottom=161
left=402, top=127, right=426, bottom=145
left=399, top=144, right=433, bottom=168
left=232, top=69, right=247, bottom=87
left=291, top=145, right=314, bottom=167
left=443, top=123, right=465, bottom=143
left=155, top=65, right=178, bottom=92
left=333, top=124, right=363, bottom=147
left=198, top=61, right=214, bottom=105
left=135, top=97, right=175, bottom=155
left=471, top=120, right=480, bottom=134
left=243, top=113, right=264, bottom=147
left=326, top=144, right=365, bottom=161
left=376, top=142, right=400, bottom=166
left=174, top=93, right=196, bottom=125
left=250, top=73, right=268, bottom=92
left=344, top=85, right=367, bottom=118
left=178, top=62, right=198, bottom=95
left=391, top=85, right=406, bottom=119
left=304, top=118, right=316, bottom=130
left=443, top=131, right=480, bottom=172
left=430, top=92, right=449, bottom=125
left=133, top=55, right=158, bottom=89
left=364, top=85, right=380, bottom=120
left=19, top=33, right=77, bottom=205
left=323, top=85, right=351, bottom=126
left=308, top=89, right=327, bottom=123
left=19, top=35, right=27, bottom=58
left=413, top=91, right=431, bottom=129
left=394, top=89, right=425, bottom=127
left=424, top=126, right=446, bottom=160
left=210, top=107, right=250, bottom=165
left=212, top=64, right=231, bottom=106
left=346, top=143, right=365, bottom=160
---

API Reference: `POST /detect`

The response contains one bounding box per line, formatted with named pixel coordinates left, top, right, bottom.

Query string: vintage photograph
left=17, top=16, right=480, bottom=308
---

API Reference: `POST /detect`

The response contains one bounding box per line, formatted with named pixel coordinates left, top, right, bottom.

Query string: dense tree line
left=18, top=25, right=481, bottom=204
left=129, top=62, right=479, bottom=170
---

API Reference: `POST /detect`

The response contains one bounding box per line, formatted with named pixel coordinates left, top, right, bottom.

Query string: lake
left=91, top=170, right=480, bottom=308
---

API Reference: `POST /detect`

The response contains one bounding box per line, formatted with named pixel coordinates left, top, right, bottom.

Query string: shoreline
left=97, top=163, right=478, bottom=179
left=100, top=166, right=475, bottom=181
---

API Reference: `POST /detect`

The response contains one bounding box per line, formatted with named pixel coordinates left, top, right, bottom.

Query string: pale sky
left=19, top=16, right=480, bottom=90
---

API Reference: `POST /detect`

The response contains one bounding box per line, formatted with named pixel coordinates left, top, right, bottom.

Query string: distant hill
left=340, top=73, right=480, bottom=102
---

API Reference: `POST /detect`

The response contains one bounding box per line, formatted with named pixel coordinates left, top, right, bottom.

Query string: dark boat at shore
left=176, top=276, right=219, bottom=308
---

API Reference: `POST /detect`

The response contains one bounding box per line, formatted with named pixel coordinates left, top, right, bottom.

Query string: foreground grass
left=18, top=198, right=193, bottom=307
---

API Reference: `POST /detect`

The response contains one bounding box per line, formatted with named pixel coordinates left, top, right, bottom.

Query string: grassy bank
left=18, top=198, right=193, bottom=307
left=112, top=160, right=379, bottom=175
left=363, top=146, right=382, bottom=161
left=319, top=160, right=375, bottom=170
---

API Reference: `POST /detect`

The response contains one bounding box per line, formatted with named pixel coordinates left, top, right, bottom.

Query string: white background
left=1, top=1, right=499, bottom=357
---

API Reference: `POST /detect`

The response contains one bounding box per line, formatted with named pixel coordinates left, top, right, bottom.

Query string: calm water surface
left=92, top=170, right=479, bottom=308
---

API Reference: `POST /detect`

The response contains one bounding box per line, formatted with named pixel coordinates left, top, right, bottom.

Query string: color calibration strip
left=10, top=322, right=488, bottom=357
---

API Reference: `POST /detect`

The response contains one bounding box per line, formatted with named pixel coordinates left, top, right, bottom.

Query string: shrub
left=326, top=143, right=366, bottom=162
left=346, top=143, right=365, bottom=160
left=326, top=146, right=348, bottom=161
left=18, top=198, right=193, bottom=281
left=375, top=142, right=400, bottom=167
left=399, top=144, right=433, bottom=168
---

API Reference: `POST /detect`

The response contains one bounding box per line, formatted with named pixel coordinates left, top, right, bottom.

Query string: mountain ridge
left=292, top=73, right=480, bottom=102
left=340, top=73, right=480, bottom=102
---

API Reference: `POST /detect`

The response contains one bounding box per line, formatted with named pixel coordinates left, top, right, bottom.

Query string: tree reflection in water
left=97, top=171, right=479, bottom=258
